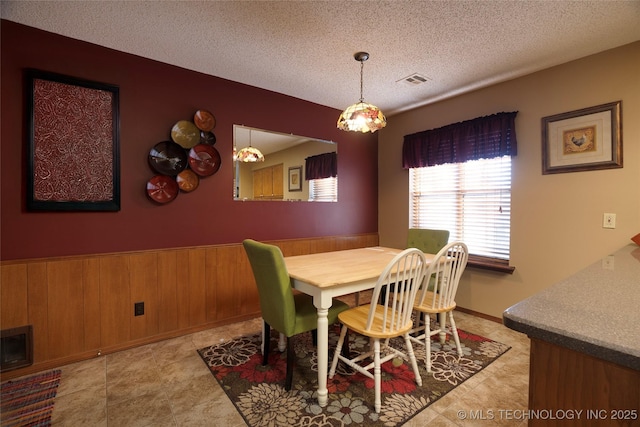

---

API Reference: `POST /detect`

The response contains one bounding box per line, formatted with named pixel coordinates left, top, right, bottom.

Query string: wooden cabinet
left=272, top=165, right=283, bottom=198
left=528, top=338, right=640, bottom=427
left=253, top=164, right=283, bottom=199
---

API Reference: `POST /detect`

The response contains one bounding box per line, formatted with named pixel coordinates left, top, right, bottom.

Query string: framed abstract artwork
left=26, top=69, right=120, bottom=211
left=541, top=101, right=622, bottom=175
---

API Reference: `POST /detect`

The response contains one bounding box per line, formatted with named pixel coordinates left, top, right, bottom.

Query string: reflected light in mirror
left=236, top=146, right=264, bottom=162
left=235, top=128, right=265, bottom=162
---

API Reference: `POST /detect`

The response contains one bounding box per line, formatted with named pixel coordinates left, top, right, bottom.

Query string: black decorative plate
left=148, top=141, right=188, bottom=176
left=200, top=131, right=217, bottom=145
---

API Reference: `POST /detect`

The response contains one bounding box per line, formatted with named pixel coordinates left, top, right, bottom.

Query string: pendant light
left=337, top=52, right=387, bottom=133
left=236, top=129, right=264, bottom=162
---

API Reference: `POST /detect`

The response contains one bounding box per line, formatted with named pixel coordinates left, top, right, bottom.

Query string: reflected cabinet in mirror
left=233, top=125, right=337, bottom=202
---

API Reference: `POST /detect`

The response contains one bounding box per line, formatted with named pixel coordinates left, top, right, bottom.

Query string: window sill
left=467, top=255, right=515, bottom=274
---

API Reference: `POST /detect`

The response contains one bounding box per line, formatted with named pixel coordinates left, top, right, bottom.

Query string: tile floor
left=18, top=304, right=531, bottom=426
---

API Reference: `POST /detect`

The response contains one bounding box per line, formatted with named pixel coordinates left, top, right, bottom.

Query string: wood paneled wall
left=0, top=233, right=378, bottom=380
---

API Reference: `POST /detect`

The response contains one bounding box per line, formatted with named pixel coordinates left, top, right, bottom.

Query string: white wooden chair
left=409, top=241, right=469, bottom=372
left=328, top=248, right=427, bottom=413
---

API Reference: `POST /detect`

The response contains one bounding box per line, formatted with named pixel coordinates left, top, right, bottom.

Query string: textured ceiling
left=2, top=1, right=640, bottom=117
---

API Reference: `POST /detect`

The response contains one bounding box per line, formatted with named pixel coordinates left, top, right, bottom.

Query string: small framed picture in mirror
left=288, top=166, right=302, bottom=192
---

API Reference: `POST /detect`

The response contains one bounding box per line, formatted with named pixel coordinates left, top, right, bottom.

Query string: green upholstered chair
left=406, top=228, right=451, bottom=341
left=408, top=228, right=449, bottom=293
left=407, top=228, right=450, bottom=255
left=242, top=239, right=350, bottom=391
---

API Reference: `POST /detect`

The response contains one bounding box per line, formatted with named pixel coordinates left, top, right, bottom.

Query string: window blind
left=410, top=156, right=511, bottom=260
left=309, top=177, right=337, bottom=202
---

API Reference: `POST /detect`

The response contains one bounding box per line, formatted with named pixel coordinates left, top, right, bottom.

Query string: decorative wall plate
left=146, top=175, right=178, bottom=203
left=148, top=141, right=187, bottom=175
left=171, top=120, right=200, bottom=148
left=177, top=169, right=199, bottom=192
left=200, top=131, right=217, bottom=145
left=188, top=144, right=221, bottom=176
left=194, top=110, right=216, bottom=132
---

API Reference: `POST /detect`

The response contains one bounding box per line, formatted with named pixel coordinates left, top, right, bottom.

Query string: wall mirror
left=233, top=125, right=337, bottom=202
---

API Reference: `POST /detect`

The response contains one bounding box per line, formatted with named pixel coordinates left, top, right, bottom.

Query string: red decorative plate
left=146, top=175, right=179, bottom=204
left=148, top=141, right=187, bottom=175
left=194, top=110, right=216, bottom=132
left=171, top=120, right=200, bottom=149
left=188, top=144, right=221, bottom=177
left=177, top=169, right=199, bottom=192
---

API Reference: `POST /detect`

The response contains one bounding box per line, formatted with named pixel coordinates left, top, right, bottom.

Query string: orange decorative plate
left=177, top=169, right=199, bottom=192
left=194, top=110, right=216, bottom=132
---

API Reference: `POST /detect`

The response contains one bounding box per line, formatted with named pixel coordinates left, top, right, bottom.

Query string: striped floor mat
left=1, top=370, right=61, bottom=427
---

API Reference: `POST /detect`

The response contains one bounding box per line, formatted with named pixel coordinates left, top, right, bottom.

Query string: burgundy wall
left=1, top=21, right=378, bottom=261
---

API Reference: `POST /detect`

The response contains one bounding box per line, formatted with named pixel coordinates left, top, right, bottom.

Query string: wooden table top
left=285, top=246, right=434, bottom=288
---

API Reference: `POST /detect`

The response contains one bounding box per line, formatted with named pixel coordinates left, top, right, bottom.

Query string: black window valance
left=402, top=111, right=518, bottom=169
left=305, top=152, right=337, bottom=180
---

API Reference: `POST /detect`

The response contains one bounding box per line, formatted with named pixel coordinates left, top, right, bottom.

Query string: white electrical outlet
left=603, top=213, right=616, bottom=229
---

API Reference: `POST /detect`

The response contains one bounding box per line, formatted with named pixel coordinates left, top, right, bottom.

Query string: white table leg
left=315, top=306, right=329, bottom=407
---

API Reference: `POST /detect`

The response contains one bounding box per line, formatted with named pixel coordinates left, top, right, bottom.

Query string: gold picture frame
left=541, top=101, right=622, bottom=174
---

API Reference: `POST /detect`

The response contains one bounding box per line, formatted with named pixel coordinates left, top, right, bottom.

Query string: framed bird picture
left=541, top=101, right=622, bottom=174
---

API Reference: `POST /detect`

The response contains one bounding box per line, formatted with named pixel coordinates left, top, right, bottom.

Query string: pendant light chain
left=359, top=59, right=364, bottom=103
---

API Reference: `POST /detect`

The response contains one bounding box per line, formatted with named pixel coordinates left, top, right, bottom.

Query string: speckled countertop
left=503, top=244, right=640, bottom=371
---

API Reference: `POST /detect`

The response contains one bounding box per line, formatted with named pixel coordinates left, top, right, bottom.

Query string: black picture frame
left=26, top=69, right=120, bottom=211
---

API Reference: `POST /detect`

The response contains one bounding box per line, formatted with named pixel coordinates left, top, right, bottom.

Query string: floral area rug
left=197, top=326, right=510, bottom=427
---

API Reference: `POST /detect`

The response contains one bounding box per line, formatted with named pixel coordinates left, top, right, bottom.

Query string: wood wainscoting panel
left=0, top=264, right=29, bottom=328
left=27, top=262, right=49, bottom=364
left=129, top=252, right=159, bottom=341
left=0, top=233, right=378, bottom=379
left=278, top=238, right=311, bottom=257
left=204, top=247, right=217, bottom=322
left=99, top=255, right=130, bottom=347
left=213, top=245, right=241, bottom=322
left=46, top=259, right=85, bottom=359
left=237, top=245, right=260, bottom=317
left=187, top=248, right=207, bottom=327
left=157, top=250, right=179, bottom=333
left=83, top=258, right=102, bottom=351
left=175, top=249, right=191, bottom=330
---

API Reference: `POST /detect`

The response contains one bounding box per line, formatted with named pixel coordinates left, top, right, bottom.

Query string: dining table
left=284, top=246, right=435, bottom=407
